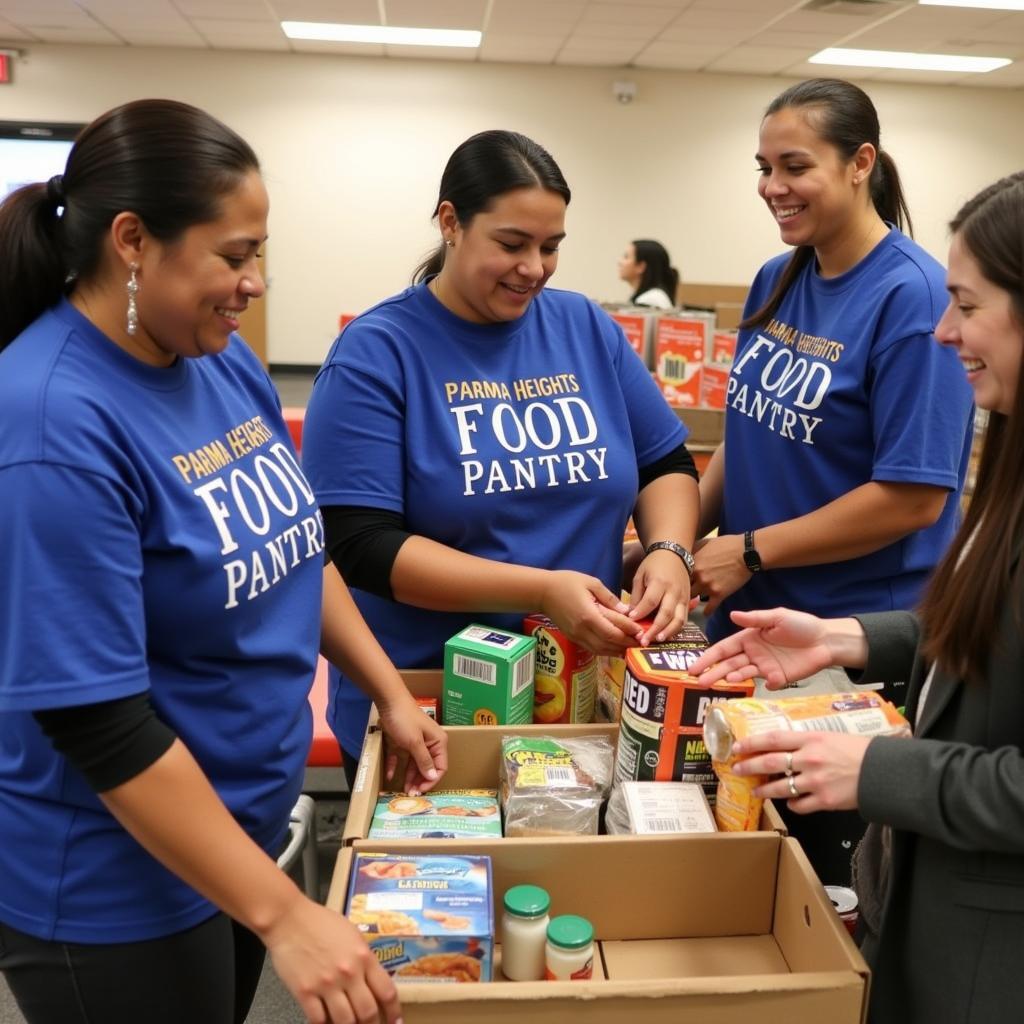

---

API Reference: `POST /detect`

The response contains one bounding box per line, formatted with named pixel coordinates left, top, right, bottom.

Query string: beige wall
left=3, top=43, right=1023, bottom=364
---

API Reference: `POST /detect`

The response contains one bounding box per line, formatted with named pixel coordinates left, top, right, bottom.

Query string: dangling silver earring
left=126, top=262, right=139, bottom=336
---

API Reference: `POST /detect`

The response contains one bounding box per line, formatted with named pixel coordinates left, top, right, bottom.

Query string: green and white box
left=443, top=625, right=536, bottom=726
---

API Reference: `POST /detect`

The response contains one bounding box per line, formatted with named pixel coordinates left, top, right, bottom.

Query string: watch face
left=743, top=549, right=760, bottom=572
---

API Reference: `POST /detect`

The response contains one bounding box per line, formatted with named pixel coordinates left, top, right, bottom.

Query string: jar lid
left=504, top=884, right=550, bottom=918
left=547, top=914, right=594, bottom=949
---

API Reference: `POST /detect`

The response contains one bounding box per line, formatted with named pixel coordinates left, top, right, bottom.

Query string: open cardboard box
left=328, top=833, right=868, bottom=1023
left=346, top=709, right=786, bottom=845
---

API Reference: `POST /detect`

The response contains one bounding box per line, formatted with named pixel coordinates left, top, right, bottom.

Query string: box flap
left=342, top=729, right=384, bottom=844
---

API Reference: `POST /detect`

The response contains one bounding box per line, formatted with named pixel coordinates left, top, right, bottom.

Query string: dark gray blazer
left=855, top=606, right=1024, bottom=1023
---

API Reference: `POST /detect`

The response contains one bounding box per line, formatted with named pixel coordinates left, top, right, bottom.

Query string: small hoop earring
left=126, top=262, right=139, bottom=336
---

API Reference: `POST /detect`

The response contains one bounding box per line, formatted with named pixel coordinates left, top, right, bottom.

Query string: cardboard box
left=710, top=329, right=738, bottom=364
left=654, top=314, right=712, bottom=407
left=674, top=406, right=724, bottom=448
left=676, top=283, right=749, bottom=332
left=328, top=834, right=868, bottom=1022
left=443, top=625, right=536, bottom=726
left=346, top=717, right=786, bottom=845
left=607, top=310, right=656, bottom=367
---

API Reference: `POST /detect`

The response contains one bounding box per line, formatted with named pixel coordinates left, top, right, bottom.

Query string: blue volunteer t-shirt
left=0, top=301, right=322, bottom=943
left=302, top=283, right=687, bottom=757
left=708, top=229, right=974, bottom=641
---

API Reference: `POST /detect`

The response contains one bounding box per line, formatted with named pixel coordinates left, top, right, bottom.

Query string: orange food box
left=701, top=363, right=730, bottom=410
left=523, top=613, right=596, bottom=724
left=609, top=311, right=654, bottom=367
left=710, top=329, right=738, bottom=364
left=654, top=314, right=712, bottom=407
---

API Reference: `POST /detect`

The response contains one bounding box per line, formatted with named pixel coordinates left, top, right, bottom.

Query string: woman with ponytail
left=690, top=172, right=1024, bottom=1022
left=691, top=79, right=974, bottom=884
left=0, top=99, right=407, bottom=1024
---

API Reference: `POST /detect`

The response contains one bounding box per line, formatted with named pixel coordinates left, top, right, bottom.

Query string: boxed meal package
left=654, top=313, right=714, bottom=407
left=605, top=781, right=717, bottom=836
left=329, top=833, right=869, bottom=1022
left=522, top=613, right=596, bottom=724
left=346, top=852, right=493, bottom=983
left=369, top=790, right=502, bottom=840
left=443, top=625, right=536, bottom=726
left=500, top=734, right=614, bottom=837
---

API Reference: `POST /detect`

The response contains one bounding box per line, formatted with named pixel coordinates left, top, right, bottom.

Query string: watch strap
left=743, top=530, right=762, bottom=573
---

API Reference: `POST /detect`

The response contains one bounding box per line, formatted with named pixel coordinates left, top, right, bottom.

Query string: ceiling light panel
left=809, top=45, right=1011, bottom=70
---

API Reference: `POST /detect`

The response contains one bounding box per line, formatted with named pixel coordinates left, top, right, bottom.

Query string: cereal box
left=654, top=313, right=714, bottom=407
left=346, top=853, right=493, bottom=982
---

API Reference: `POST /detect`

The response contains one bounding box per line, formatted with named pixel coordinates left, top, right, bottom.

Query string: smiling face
left=755, top=106, right=868, bottom=255
left=936, top=233, right=1024, bottom=416
left=134, top=170, right=268, bottom=363
left=433, top=186, right=567, bottom=324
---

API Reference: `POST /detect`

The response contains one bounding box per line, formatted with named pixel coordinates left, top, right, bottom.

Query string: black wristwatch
left=742, top=530, right=762, bottom=574
left=645, top=540, right=695, bottom=580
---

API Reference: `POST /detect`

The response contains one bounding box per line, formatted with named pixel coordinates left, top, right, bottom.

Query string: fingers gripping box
left=346, top=853, right=493, bottom=983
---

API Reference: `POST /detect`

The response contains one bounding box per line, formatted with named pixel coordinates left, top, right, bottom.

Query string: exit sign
left=0, top=55, right=9, bottom=84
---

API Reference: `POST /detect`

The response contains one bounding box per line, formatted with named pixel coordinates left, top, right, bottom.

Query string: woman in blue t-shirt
left=692, top=78, right=974, bottom=885
left=0, top=100, right=423, bottom=1024
left=303, top=130, right=701, bottom=780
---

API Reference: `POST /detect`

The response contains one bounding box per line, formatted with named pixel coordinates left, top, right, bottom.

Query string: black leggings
left=0, top=912, right=266, bottom=1024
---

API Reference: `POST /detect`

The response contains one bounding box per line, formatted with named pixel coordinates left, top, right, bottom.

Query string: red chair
left=307, top=655, right=341, bottom=767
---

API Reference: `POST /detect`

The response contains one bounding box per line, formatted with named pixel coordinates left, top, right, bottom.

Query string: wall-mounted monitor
left=0, top=120, right=84, bottom=200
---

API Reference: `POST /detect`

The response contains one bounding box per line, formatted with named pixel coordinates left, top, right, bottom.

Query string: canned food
left=824, top=885, right=859, bottom=937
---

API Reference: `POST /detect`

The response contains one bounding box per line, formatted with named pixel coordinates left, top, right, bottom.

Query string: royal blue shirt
left=708, top=230, right=974, bottom=640
left=302, top=283, right=687, bottom=756
left=0, top=301, right=322, bottom=942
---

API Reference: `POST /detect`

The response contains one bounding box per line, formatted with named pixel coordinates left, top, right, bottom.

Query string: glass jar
left=500, top=884, right=551, bottom=981
left=544, top=914, right=594, bottom=980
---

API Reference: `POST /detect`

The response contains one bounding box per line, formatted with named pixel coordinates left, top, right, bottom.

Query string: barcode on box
left=544, top=767, right=578, bottom=787
left=512, top=651, right=535, bottom=698
left=454, top=655, right=495, bottom=686
left=642, top=817, right=682, bottom=833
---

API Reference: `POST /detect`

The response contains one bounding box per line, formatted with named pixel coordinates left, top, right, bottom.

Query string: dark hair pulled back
left=412, top=130, right=571, bottom=284
left=742, top=78, right=912, bottom=331
left=630, top=239, right=679, bottom=305
left=919, top=171, right=1024, bottom=682
left=0, top=98, right=259, bottom=350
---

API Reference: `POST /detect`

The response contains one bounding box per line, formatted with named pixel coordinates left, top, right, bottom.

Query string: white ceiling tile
left=0, top=16, right=36, bottom=39
left=657, top=24, right=765, bottom=46
left=384, top=0, right=486, bottom=30
left=0, top=1, right=83, bottom=13
left=671, top=8, right=771, bottom=32
left=868, top=67, right=972, bottom=86
left=706, top=45, right=820, bottom=74
left=750, top=30, right=851, bottom=50
left=556, top=51, right=633, bottom=66
left=266, top=0, right=379, bottom=22
left=487, top=0, right=585, bottom=27
left=30, top=27, right=122, bottom=42
left=382, top=43, right=478, bottom=59
left=479, top=41, right=562, bottom=63
left=123, top=32, right=207, bottom=46
left=568, top=23, right=665, bottom=42
left=632, top=42, right=728, bottom=70
left=578, top=4, right=678, bottom=29
left=177, top=0, right=279, bottom=17
left=191, top=18, right=289, bottom=40
left=689, top=0, right=801, bottom=11
left=944, top=13, right=1024, bottom=45
left=771, top=10, right=894, bottom=36
left=960, top=61, right=1024, bottom=86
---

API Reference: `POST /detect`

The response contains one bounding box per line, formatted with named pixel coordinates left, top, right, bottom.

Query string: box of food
left=709, top=329, right=738, bottom=364
left=700, top=362, right=730, bottom=410
left=608, top=310, right=656, bottom=367
left=604, top=781, right=717, bottom=836
left=654, top=314, right=714, bottom=407
left=443, top=625, right=536, bottom=726
left=346, top=852, right=493, bottom=983
left=523, top=614, right=596, bottom=724
left=328, top=834, right=868, bottom=1022
left=369, top=791, right=502, bottom=840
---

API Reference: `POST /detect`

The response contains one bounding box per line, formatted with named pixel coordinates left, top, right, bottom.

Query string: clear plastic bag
left=499, top=734, right=614, bottom=837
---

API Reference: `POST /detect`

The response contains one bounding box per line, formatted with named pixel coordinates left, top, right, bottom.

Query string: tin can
left=614, top=645, right=754, bottom=797
left=824, top=885, right=859, bottom=937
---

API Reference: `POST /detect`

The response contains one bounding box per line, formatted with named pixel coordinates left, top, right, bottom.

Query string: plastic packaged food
left=501, top=885, right=550, bottom=981
left=500, top=735, right=614, bottom=837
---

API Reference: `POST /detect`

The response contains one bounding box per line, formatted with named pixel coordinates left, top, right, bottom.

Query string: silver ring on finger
left=784, top=751, right=795, bottom=777
left=787, top=775, right=800, bottom=799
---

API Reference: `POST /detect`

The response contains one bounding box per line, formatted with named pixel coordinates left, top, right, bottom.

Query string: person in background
left=690, top=171, right=1024, bottom=1024
left=617, top=238, right=679, bottom=309
left=691, top=78, right=974, bottom=885
left=302, top=130, right=700, bottom=783
left=0, top=98, right=432, bottom=1024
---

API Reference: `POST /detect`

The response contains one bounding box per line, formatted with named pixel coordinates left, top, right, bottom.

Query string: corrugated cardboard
left=327, top=834, right=868, bottom=1023
left=676, top=282, right=749, bottom=332
left=348, top=708, right=786, bottom=844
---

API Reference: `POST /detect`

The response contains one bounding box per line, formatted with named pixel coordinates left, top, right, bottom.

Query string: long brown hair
left=919, top=172, right=1024, bottom=682
left=741, top=78, right=912, bottom=332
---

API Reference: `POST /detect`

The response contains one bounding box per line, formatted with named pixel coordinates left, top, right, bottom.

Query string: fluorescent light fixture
left=809, top=47, right=1011, bottom=73
left=281, top=21, right=481, bottom=47
left=920, top=0, right=1024, bottom=10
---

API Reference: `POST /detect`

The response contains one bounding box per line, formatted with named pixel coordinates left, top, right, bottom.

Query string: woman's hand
left=263, top=894, right=402, bottom=1024
left=540, top=570, right=643, bottom=655
left=628, top=548, right=691, bottom=645
left=691, top=533, right=750, bottom=617
left=377, top=694, right=448, bottom=796
left=688, top=608, right=838, bottom=688
left=730, top=730, right=872, bottom=814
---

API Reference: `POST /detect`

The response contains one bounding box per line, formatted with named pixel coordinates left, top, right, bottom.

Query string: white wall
left=3, top=44, right=1023, bottom=364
